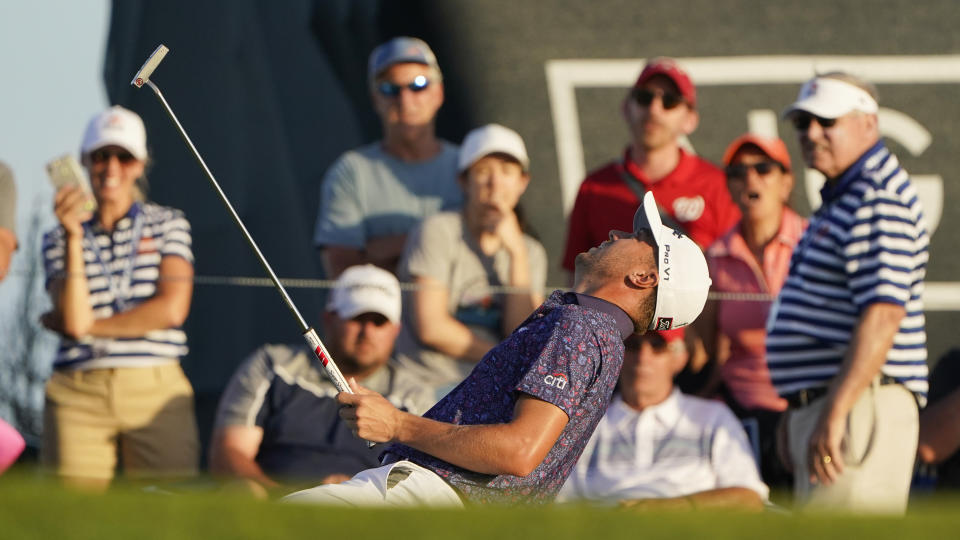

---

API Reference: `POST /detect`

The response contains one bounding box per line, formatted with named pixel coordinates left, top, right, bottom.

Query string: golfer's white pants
left=787, top=381, right=918, bottom=514
left=283, top=460, right=464, bottom=508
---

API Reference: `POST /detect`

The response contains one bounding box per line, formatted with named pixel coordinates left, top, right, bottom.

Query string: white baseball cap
left=458, top=123, right=529, bottom=173
left=632, top=192, right=712, bottom=331
left=81, top=105, right=148, bottom=160
left=327, top=264, right=401, bottom=324
left=782, top=76, right=878, bottom=120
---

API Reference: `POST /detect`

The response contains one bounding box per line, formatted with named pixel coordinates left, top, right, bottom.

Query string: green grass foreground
left=2, top=467, right=959, bottom=540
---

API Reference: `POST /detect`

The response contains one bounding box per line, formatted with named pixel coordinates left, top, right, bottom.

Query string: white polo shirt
left=558, top=390, right=769, bottom=503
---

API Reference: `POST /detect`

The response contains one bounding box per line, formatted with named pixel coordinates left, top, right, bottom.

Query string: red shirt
left=562, top=147, right=740, bottom=271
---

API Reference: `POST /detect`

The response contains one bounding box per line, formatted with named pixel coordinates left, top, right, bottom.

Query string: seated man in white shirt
left=558, top=331, right=768, bottom=511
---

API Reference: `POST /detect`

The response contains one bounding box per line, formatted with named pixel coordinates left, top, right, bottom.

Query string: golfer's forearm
left=394, top=414, right=544, bottom=477
left=826, top=303, right=904, bottom=418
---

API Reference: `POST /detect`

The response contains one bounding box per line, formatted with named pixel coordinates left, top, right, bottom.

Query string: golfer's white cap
left=458, top=123, right=529, bottom=173
left=782, top=76, right=878, bottom=120
left=327, top=264, right=401, bottom=324
left=81, top=105, right=148, bottom=160
left=632, top=192, right=711, bottom=331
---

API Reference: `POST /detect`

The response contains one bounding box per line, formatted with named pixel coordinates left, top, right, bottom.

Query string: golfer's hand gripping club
left=130, top=44, right=373, bottom=446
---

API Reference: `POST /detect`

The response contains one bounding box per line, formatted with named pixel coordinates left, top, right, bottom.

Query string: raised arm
left=339, top=380, right=569, bottom=477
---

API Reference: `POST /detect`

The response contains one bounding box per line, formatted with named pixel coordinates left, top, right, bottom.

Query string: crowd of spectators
left=0, top=35, right=955, bottom=515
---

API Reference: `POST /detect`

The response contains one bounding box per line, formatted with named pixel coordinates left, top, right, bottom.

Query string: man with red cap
left=561, top=57, right=740, bottom=390
left=562, top=57, right=739, bottom=271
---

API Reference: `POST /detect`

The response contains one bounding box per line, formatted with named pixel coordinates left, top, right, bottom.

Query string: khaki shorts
left=42, top=363, right=199, bottom=481
left=786, top=381, right=918, bottom=514
left=283, top=461, right=464, bottom=507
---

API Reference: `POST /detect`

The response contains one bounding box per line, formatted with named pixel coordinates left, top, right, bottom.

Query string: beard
left=631, top=289, right=658, bottom=332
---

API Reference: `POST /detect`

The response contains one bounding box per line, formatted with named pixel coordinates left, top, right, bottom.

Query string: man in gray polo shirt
left=314, top=37, right=461, bottom=278
left=209, top=265, right=435, bottom=497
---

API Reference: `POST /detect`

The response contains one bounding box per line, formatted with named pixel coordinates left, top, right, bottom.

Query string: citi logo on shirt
left=544, top=372, right=567, bottom=390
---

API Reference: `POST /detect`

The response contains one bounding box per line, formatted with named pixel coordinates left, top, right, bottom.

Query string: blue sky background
left=0, top=0, right=109, bottom=306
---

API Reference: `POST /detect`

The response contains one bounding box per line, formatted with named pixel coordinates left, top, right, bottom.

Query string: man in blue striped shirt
left=767, top=72, right=929, bottom=513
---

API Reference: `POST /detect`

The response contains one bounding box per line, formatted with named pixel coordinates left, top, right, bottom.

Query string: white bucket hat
left=632, top=192, right=712, bottom=331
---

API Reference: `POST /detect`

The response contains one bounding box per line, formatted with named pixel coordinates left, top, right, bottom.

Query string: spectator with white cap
left=314, top=36, right=461, bottom=278
left=393, top=124, right=547, bottom=393
left=40, top=105, right=198, bottom=489
left=210, top=264, right=434, bottom=498
left=768, top=72, right=930, bottom=513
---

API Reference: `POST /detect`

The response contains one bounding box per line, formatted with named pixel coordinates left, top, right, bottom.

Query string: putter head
left=131, top=44, right=169, bottom=88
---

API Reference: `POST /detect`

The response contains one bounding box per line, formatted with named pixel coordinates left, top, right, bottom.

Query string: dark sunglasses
left=625, top=332, right=669, bottom=352
left=89, top=148, right=137, bottom=164
left=725, top=161, right=783, bottom=180
left=377, top=75, right=431, bottom=97
left=791, top=113, right=838, bottom=131
left=631, top=88, right=686, bottom=110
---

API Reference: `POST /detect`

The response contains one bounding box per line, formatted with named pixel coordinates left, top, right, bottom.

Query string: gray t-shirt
left=394, top=211, right=548, bottom=388
left=0, top=162, right=15, bottom=236
left=313, top=142, right=462, bottom=249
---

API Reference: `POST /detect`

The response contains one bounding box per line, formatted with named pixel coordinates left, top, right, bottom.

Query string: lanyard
left=84, top=205, right=145, bottom=312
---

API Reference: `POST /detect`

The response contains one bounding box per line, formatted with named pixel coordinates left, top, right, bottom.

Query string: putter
left=130, top=45, right=365, bottom=426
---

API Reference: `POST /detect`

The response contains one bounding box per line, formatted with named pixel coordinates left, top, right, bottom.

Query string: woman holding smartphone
left=41, top=106, right=198, bottom=489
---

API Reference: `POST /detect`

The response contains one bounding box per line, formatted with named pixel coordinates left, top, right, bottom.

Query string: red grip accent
left=315, top=346, right=329, bottom=366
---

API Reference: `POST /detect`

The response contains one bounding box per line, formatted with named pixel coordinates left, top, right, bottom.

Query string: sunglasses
left=377, top=75, right=431, bottom=97
left=89, top=148, right=137, bottom=165
left=625, top=332, right=669, bottom=352
left=631, top=88, right=686, bottom=110
left=791, top=113, right=838, bottom=131
left=725, top=161, right=783, bottom=180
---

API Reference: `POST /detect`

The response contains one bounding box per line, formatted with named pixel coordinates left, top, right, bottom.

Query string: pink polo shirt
left=706, top=208, right=806, bottom=412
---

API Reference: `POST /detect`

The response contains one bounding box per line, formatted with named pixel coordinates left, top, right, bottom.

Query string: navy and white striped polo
left=42, top=202, right=193, bottom=370
left=766, top=141, right=929, bottom=401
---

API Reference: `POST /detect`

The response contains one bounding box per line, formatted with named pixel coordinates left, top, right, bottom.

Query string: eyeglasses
left=377, top=75, right=431, bottom=97
left=89, top=148, right=137, bottom=165
left=631, top=88, right=686, bottom=110
left=725, top=161, right=783, bottom=180
left=791, top=113, right=838, bottom=131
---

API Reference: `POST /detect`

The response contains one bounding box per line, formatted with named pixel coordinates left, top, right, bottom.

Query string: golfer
left=286, top=192, right=711, bottom=506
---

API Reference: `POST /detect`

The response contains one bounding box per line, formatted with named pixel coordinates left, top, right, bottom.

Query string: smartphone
left=46, top=154, right=97, bottom=212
